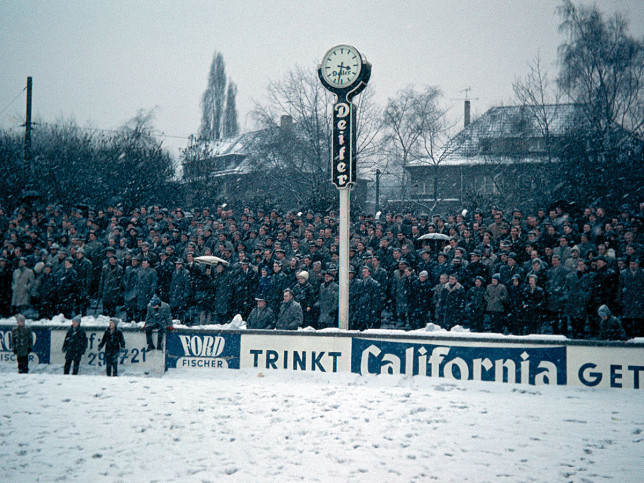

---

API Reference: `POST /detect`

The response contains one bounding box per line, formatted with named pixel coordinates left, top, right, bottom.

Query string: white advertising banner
left=567, top=345, right=644, bottom=389
left=240, top=334, right=352, bottom=373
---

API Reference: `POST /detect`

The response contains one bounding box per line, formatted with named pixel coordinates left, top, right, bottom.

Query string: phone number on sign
left=87, top=347, right=151, bottom=367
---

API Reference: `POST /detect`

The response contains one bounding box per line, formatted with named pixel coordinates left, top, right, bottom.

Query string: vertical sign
left=332, top=101, right=357, bottom=188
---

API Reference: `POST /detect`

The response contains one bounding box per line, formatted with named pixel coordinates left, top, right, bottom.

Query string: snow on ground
left=1, top=364, right=643, bottom=482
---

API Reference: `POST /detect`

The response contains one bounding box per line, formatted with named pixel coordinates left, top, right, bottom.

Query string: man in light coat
left=11, top=257, right=34, bottom=315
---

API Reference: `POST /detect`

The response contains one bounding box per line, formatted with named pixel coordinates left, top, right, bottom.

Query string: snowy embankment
left=1, top=365, right=643, bottom=482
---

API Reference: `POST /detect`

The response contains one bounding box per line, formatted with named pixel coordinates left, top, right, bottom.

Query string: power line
left=0, top=86, right=27, bottom=118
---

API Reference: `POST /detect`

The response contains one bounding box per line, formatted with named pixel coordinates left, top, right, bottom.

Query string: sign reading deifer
left=331, top=102, right=357, bottom=188
left=318, top=44, right=371, bottom=190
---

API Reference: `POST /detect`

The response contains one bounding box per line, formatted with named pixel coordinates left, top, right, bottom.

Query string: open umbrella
left=418, top=233, right=450, bottom=241
left=195, top=255, right=229, bottom=266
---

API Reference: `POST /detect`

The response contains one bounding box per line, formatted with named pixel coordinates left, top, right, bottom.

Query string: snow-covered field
left=1, top=363, right=643, bottom=482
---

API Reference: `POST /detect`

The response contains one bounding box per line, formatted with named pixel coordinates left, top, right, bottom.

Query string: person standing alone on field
left=11, top=314, right=32, bottom=374
left=62, top=315, right=87, bottom=375
left=98, top=317, right=125, bottom=376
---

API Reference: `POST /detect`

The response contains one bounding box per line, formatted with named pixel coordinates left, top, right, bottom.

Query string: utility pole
left=24, top=76, right=33, bottom=161
left=375, top=168, right=381, bottom=213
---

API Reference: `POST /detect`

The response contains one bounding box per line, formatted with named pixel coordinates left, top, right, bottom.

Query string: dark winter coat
left=276, top=299, right=303, bottom=330
left=466, top=285, right=487, bottom=320
left=246, top=305, right=276, bottom=330
left=62, top=326, right=88, bottom=359
left=485, top=282, right=508, bottom=313
left=212, top=269, right=232, bottom=318
left=169, top=267, right=191, bottom=310
left=599, top=315, right=626, bottom=341
left=57, top=267, right=79, bottom=308
left=438, top=282, right=465, bottom=328
left=564, top=270, right=594, bottom=320
left=619, top=268, right=644, bottom=319
left=545, top=265, right=570, bottom=312
left=135, top=266, right=158, bottom=311
left=317, top=280, right=339, bottom=328
left=357, top=276, right=382, bottom=330
left=98, top=327, right=125, bottom=356
left=145, top=301, right=173, bottom=329
left=11, top=325, right=32, bottom=357
left=122, top=265, right=140, bottom=304
left=75, top=257, right=93, bottom=299
left=292, top=281, right=316, bottom=313
left=99, top=263, right=123, bottom=306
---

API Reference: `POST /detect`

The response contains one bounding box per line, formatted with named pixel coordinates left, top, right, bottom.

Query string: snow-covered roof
left=408, top=103, right=583, bottom=168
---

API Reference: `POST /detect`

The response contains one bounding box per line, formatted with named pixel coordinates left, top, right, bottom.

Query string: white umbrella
left=194, top=255, right=229, bottom=266
left=418, top=233, right=451, bottom=241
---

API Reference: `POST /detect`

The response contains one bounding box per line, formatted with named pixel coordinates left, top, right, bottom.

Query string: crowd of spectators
left=1, top=200, right=642, bottom=340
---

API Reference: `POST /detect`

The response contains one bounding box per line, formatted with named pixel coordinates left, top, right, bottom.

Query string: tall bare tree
left=556, top=0, right=644, bottom=206
left=381, top=85, right=451, bottom=202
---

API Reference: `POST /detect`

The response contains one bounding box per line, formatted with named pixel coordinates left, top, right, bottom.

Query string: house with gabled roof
left=405, top=103, right=586, bottom=212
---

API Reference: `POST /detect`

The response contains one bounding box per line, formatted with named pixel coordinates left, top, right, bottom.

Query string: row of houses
left=181, top=102, right=622, bottom=213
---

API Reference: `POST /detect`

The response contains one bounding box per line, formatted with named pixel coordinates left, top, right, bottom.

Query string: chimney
left=280, top=114, right=293, bottom=131
left=464, top=100, right=471, bottom=128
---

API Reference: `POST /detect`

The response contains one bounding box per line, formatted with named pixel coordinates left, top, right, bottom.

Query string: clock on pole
left=318, top=45, right=371, bottom=330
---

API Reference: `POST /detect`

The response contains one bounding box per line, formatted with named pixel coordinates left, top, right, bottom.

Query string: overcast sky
left=1, top=1, right=642, bottom=158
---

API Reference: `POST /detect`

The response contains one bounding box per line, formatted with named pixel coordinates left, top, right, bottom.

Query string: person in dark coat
left=193, top=264, right=213, bottom=325
left=506, top=274, right=524, bottom=335
left=317, top=270, right=338, bottom=329
left=292, top=270, right=317, bottom=329
left=521, top=274, right=546, bottom=335
left=99, top=254, right=123, bottom=317
left=485, top=274, right=509, bottom=333
left=134, top=258, right=158, bottom=322
left=11, top=314, right=32, bottom=374
left=234, top=259, right=258, bottom=320
left=57, top=257, right=79, bottom=318
left=98, top=317, right=125, bottom=376
left=437, top=273, right=466, bottom=330
left=545, top=254, right=570, bottom=336
left=276, top=288, right=303, bottom=330
left=155, top=252, right=174, bottom=303
left=597, top=304, right=626, bottom=341
left=122, top=256, right=140, bottom=322
left=246, top=297, right=275, bottom=329
left=169, top=259, right=191, bottom=323
left=564, top=259, right=594, bottom=339
left=357, top=265, right=382, bottom=330
left=74, top=248, right=93, bottom=316
left=413, top=270, right=434, bottom=328
left=269, top=261, right=290, bottom=315
left=619, top=258, right=644, bottom=338
left=33, top=263, right=58, bottom=319
left=62, top=315, right=87, bottom=375
left=144, top=295, right=173, bottom=350
left=0, top=257, right=13, bottom=317
left=211, top=262, right=232, bottom=325
left=466, top=276, right=487, bottom=332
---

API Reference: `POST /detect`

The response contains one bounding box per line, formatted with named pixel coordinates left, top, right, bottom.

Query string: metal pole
left=24, top=76, right=32, bottom=161
left=375, top=168, right=381, bottom=213
left=338, top=187, right=350, bottom=330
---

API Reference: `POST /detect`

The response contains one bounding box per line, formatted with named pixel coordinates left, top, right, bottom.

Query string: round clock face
left=321, top=45, right=362, bottom=89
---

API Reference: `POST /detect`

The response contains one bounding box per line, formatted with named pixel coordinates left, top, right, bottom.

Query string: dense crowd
left=1, top=201, right=643, bottom=341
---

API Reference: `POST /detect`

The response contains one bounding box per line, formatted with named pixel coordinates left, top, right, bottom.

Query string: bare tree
left=557, top=0, right=643, bottom=148
left=249, top=66, right=381, bottom=210
left=381, top=85, right=450, bottom=202
left=556, top=0, right=644, bottom=206
left=513, top=55, right=563, bottom=163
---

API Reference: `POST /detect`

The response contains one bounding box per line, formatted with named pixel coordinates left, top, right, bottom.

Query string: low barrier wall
left=2, top=324, right=643, bottom=389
